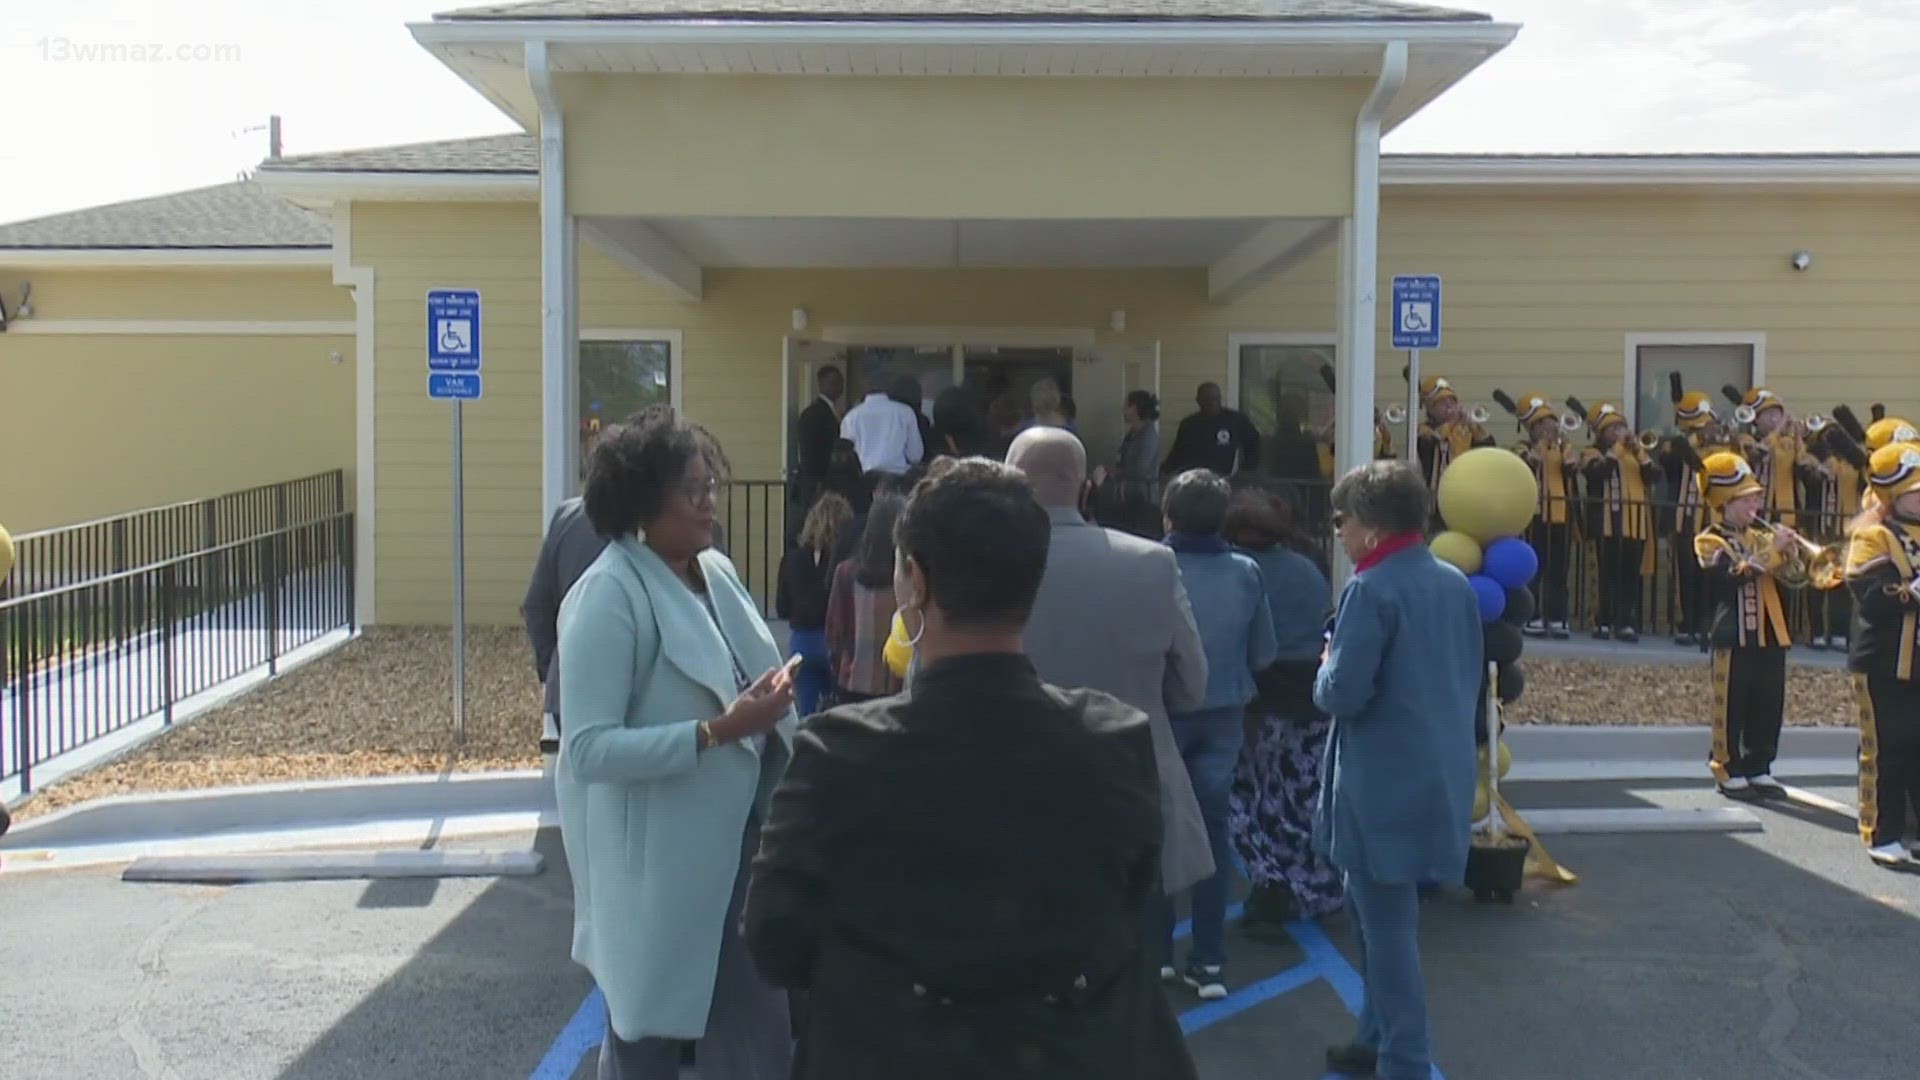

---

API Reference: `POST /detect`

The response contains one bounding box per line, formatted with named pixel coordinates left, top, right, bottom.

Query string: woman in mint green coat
left=556, top=413, right=798, bottom=1079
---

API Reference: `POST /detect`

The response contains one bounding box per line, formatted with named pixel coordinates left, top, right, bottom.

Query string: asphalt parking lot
left=3, top=778, right=1917, bottom=1080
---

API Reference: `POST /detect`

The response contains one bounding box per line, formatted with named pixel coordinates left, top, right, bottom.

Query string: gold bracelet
left=697, top=720, right=715, bottom=751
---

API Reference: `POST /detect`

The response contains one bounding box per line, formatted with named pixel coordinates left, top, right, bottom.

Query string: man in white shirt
left=840, top=384, right=924, bottom=474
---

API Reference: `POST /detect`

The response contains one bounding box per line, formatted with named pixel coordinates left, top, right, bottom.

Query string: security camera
left=1790, top=251, right=1813, bottom=271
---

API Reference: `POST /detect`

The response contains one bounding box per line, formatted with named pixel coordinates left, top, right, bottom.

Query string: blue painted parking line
left=528, top=986, right=603, bottom=1080
left=532, top=904, right=1442, bottom=1080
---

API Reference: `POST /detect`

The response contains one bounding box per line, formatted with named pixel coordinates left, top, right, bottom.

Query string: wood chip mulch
left=9, top=631, right=1860, bottom=822
left=1507, top=658, right=1856, bottom=727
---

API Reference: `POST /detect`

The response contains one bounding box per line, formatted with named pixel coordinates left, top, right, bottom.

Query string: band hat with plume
left=1420, top=375, right=1458, bottom=406
left=1866, top=442, right=1920, bottom=502
left=1675, top=390, right=1716, bottom=429
left=1515, top=392, right=1557, bottom=424
left=1741, top=387, right=1786, bottom=416
left=1698, top=451, right=1764, bottom=508
left=1586, top=401, right=1628, bottom=433
left=1866, top=417, right=1920, bottom=454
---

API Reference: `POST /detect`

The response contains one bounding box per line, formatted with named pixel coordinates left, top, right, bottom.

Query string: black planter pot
left=1465, top=836, right=1531, bottom=904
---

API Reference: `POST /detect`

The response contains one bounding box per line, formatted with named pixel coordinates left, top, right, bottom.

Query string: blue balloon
left=1482, top=537, right=1540, bottom=592
left=1469, top=575, right=1507, bottom=623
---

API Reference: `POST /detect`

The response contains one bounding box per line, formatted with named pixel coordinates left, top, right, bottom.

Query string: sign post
left=1391, top=275, right=1442, bottom=464
left=427, top=288, right=482, bottom=748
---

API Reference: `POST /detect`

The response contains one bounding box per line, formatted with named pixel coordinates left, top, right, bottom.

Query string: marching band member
left=1508, top=392, right=1577, bottom=638
left=1661, top=387, right=1733, bottom=647
left=1694, top=452, right=1806, bottom=798
left=1415, top=375, right=1494, bottom=493
left=1845, top=441, right=1920, bottom=868
left=1732, top=387, right=1821, bottom=528
left=1578, top=402, right=1659, bottom=642
left=1864, top=412, right=1920, bottom=455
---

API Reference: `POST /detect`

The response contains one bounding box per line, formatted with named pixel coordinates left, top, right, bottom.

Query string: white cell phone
left=778, top=653, right=803, bottom=680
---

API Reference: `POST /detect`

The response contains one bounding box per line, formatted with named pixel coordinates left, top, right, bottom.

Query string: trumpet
left=1767, top=521, right=1843, bottom=590
left=1468, top=404, right=1493, bottom=425
left=1733, top=404, right=1757, bottom=426
left=1804, top=414, right=1830, bottom=433
left=1637, top=430, right=1664, bottom=451
left=1558, top=412, right=1585, bottom=435
left=1383, top=405, right=1407, bottom=425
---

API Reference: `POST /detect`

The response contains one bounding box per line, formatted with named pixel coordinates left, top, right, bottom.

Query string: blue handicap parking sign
left=1391, top=275, right=1442, bottom=350
left=427, top=289, right=482, bottom=372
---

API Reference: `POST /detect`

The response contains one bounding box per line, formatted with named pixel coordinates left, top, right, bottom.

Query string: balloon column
left=1433, top=450, right=1578, bottom=894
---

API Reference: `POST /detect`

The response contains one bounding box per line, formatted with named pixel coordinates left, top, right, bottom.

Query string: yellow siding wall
left=1, top=333, right=353, bottom=533
left=1367, top=193, right=1920, bottom=431
left=353, top=192, right=1920, bottom=625
left=562, top=74, right=1363, bottom=219
left=0, top=266, right=351, bottom=321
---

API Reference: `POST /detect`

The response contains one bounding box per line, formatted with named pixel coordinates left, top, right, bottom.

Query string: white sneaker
left=1718, top=776, right=1752, bottom=797
left=1182, top=965, right=1228, bottom=1000
left=1158, top=965, right=1178, bottom=984
left=1869, top=842, right=1914, bottom=868
left=1748, top=774, right=1786, bottom=796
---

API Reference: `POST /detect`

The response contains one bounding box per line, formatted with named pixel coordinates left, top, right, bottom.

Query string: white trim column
left=331, top=202, right=378, bottom=626
left=529, top=41, right=580, bottom=526
left=1332, top=42, right=1406, bottom=580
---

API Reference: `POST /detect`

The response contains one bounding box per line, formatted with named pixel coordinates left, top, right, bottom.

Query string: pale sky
left=2, top=0, right=1917, bottom=226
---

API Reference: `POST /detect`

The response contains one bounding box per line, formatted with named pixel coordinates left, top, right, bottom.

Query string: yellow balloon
left=0, top=524, right=13, bottom=585
left=883, top=610, right=914, bottom=679
left=1430, top=531, right=1484, bottom=574
left=1474, top=781, right=1490, bottom=822
left=1437, top=447, right=1540, bottom=543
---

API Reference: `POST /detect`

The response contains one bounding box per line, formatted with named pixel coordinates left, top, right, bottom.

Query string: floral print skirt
left=1228, top=710, right=1344, bottom=918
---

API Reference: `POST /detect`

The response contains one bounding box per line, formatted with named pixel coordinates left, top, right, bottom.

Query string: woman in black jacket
left=744, top=457, right=1197, bottom=1080
left=778, top=492, right=852, bottom=718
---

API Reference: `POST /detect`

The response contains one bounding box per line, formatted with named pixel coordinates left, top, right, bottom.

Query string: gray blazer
left=1023, top=506, right=1215, bottom=894
left=522, top=497, right=727, bottom=718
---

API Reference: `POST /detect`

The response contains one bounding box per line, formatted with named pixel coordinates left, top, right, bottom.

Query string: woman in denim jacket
left=1158, top=469, right=1278, bottom=1001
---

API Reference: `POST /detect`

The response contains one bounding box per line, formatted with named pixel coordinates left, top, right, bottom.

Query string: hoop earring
left=904, top=607, right=928, bottom=647
left=1364, top=533, right=1380, bottom=552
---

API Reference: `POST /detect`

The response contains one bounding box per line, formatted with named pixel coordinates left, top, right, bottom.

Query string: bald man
left=1009, top=429, right=1215, bottom=948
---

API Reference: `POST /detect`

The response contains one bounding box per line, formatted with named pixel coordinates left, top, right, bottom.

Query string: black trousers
left=1855, top=673, right=1920, bottom=848
left=1527, top=521, right=1571, bottom=624
left=1671, top=535, right=1708, bottom=636
left=1814, top=587, right=1854, bottom=643
left=1596, top=538, right=1645, bottom=632
left=1710, top=647, right=1787, bottom=781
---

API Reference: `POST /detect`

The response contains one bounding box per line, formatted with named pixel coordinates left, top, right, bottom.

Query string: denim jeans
left=1167, top=705, right=1246, bottom=969
left=1345, top=871, right=1431, bottom=1080
left=787, top=627, right=832, bottom=719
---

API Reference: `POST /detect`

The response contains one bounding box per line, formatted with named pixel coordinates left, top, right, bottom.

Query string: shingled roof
left=260, top=134, right=538, bottom=175
left=436, top=1, right=1492, bottom=23
left=0, top=181, right=330, bottom=251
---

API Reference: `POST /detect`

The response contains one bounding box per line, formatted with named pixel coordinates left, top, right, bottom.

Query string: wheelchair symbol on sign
left=1400, top=303, right=1431, bottom=333
left=437, top=318, right=472, bottom=355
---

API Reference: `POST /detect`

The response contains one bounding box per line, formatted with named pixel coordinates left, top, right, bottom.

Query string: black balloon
left=1497, top=662, right=1526, bottom=704
left=1484, top=621, right=1524, bottom=666
left=1501, top=586, right=1536, bottom=626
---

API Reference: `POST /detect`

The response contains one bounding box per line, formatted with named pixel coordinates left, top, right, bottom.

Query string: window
left=1235, top=339, right=1337, bottom=440
left=1631, top=340, right=1757, bottom=435
left=579, top=337, right=674, bottom=481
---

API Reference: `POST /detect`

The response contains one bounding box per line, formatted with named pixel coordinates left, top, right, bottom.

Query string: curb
left=0, top=770, right=554, bottom=851
left=122, top=848, right=546, bottom=884
left=0, top=725, right=1864, bottom=856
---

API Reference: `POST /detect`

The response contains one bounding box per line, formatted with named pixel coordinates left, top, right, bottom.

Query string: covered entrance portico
left=411, top=1, right=1518, bottom=564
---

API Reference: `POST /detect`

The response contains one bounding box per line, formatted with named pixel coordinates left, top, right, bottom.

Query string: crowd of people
left=518, top=367, right=1920, bottom=1080
left=520, top=372, right=1495, bottom=1080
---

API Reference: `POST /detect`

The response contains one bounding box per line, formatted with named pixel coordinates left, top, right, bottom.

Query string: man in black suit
left=1163, top=381, right=1261, bottom=477
left=795, top=366, right=844, bottom=503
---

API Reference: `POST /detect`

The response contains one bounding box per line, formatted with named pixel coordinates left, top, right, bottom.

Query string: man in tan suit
left=1008, top=428, right=1214, bottom=977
